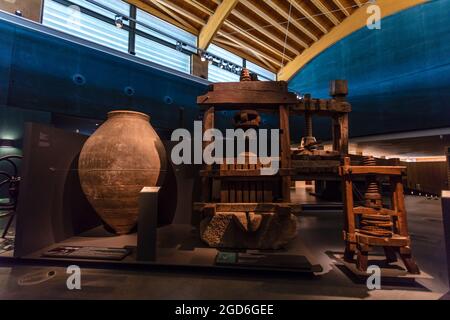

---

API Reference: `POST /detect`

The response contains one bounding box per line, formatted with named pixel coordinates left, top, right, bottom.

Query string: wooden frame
left=339, top=157, right=420, bottom=274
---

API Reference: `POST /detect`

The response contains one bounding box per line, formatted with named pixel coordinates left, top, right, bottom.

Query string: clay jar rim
left=107, top=110, right=150, bottom=122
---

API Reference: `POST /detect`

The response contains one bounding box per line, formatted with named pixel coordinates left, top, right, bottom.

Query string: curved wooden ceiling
left=125, top=0, right=428, bottom=80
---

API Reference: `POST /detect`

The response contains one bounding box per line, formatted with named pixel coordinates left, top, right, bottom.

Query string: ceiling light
left=115, top=15, right=124, bottom=29
left=176, top=41, right=184, bottom=52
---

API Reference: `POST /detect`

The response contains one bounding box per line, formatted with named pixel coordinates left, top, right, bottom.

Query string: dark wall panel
left=0, top=13, right=209, bottom=135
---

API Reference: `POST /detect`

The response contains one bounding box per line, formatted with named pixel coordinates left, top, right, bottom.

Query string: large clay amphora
left=78, top=110, right=166, bottom=234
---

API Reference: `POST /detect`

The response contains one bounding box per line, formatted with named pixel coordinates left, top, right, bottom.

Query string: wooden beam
left=124, top=0, right=198, bottom=34
left=161, top=0, right=291, bottom=63
left=287, top=0, right=329, bottom=34
left=230, top=10, right=302, bottom=55
left=239, top=0, right=312, bottom=49
left=219, top=25, right=293, bottom=63
left=311, top=0, right=341, bottom=26
left=213, top=38, right=278, bottom=71
left=198, top=0, right=239, bottom=49
left=216, top=32, right=284, bottom=67
left=354, top=0, right=364, bottom=7
left=265, top=0, right=318, bottom=42
left=150, top=0, right=198, bottom=32
left=152, top=0, right=205, bottom=25
left=189, top=0, right=297, bottom=55
left=278, top=0, right=429, bottom=81
left=333, top=0, right=351, bottom=16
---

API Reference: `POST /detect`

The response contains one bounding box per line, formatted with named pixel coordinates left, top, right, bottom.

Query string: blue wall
left=289, top=0, right=450, bottom=139
left=0, top=13, right=209, bottom=146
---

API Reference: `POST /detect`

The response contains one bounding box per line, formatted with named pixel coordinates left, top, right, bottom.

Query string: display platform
left=327, top=251, right=433, bottom=287
left=1, top=223, right=322, bottom=275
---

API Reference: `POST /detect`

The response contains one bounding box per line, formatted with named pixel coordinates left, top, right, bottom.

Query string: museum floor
left=0, top=190, right=448, bottom=300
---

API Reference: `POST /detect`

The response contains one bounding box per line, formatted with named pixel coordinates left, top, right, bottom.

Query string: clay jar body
left=78, top=110, right=166, bottom=234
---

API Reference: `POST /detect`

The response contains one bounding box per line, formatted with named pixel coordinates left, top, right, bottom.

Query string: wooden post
left=202, top=107, right=215, bottom=202
left=279, top=105, right=291, bottom=202
left=341, top=157, right=356, bottom=261
left=332, top=114, right=349, bottom=154
left=392, top=175, right=409, bottom=237
left=330, top=80, right=349, bottom=155
left=192, top=54, right=209, bottom=79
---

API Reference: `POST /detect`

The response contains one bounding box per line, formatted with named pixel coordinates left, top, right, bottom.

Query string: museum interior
left=1, top=0, right=450, bottom=300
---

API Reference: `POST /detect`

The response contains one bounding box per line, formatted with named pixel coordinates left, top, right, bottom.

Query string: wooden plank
left=279, top=105, right=292, bottom=202
left=242, top=181, right=249, bottom=203
left=238, top=0, right=315, bottom=48
left=353, top=206, right=397, bottom=217
left=256, top=182, right=263, bottom=202
left=292, top=100, right=351, bottom=113
left=201, top=107, right=214, bottom=202
left=311, top=0, right=341, bottom=26
left=200, top=169, right=291, bottom=177
left=263, top=181, right=273, bottom=203
left=193, top=202, right=301, bottom=213
left=208, top=81, right=288, bottom=92
left=339, top=166, right=407, bottom=176
left=356, top=232, right=410, bottom=247
left=392, top=176, right=409, bottom=237
left=236, top=181, right=243, bottom=203
left=220, top=181, right=229, bottom=202
left=197, top=90, right=298, bottom=106
left=249, top=182, right=256, bottom=202
left=229, top=181, right=236, bottom=203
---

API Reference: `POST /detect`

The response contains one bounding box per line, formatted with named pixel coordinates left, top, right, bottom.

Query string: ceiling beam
left=264, top=0, right=318, bottom=42
left=287, top=0, right=329, bottom=34
left=230, top=10, right=301, bottom=55
left=186, top=0, right=294, bottom=62
left=311, top=0, right=340, bottom=26
left=188, top=0, right=292, bottom=69
left=125, top=0, right=198, bottom=34
left=216, top=31, right=283, bottom=68
left=151, top=0, right=205, bottom=25
left=150, top=0, right=198, bottom=32
left=198, top=0, right=239, bottom=49
left=278, top=0, right=429, bottom=81
left=239, top=0, right=311, bottom=49
left=332, top=0, right=350, bottom=16
left=354, top=0, right=364, bottom=7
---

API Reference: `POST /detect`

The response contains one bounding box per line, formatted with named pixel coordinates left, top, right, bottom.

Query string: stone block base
left=199, top=212, right=298, bottom=249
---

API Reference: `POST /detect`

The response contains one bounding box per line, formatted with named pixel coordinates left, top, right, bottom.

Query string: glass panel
left=42, top=0, right=129, bottom=53
left=207, top=44, right=242, bottom=82
left=135, top=35, right=191, bottom=74
left=246, top=61, right=276, bottom=81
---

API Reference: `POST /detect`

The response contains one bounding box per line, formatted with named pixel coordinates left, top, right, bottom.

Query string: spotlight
left=200, top=53, right=207, bottom=62
left=176, top=41, right=184, bottom=52
left=115, top=15, right=124, bottom=29
left=220, top=60, right=225, bottom=69
left=15, top=10, right=23, bottom=17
